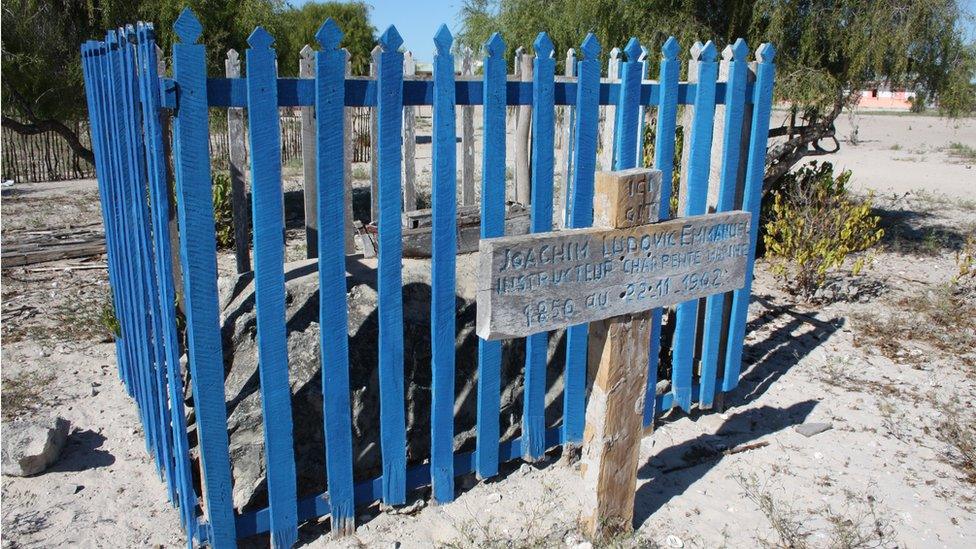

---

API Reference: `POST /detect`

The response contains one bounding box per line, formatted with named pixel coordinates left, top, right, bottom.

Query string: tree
left=274, top=2, right=376, bottom=77
left=1, top=0, right=375, bottom=165
left=456, top=0, right=976, bottom=188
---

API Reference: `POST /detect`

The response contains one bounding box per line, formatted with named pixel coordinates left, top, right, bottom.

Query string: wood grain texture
left=613, top=39, right=642, bottom=171
left=476, top=31, right=506, bottom=479
left=376, top=26, right=407, bottom=505
left=430, top=24, right=457, bottom=502
left=314, top=18, right=356, bottom=535
left=460, top=46, right=476, bottom=206
left=476, top=210, right=750, bottom=340
left=225, top=48, right=251, bottom=274
left=170, top=9, right=237, bottom=546
left=245, top=26, right=298, bottom=548
left=402, top=51, right=417, bottom=212
left=558, top=47, right=576, bottom=228
left=724, top=44, right=776, bottom=392
left=300, top=44, right=318, bottom=258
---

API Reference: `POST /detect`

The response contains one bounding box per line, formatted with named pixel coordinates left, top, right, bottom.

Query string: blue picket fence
left=81, top=9, right=775, bottom=547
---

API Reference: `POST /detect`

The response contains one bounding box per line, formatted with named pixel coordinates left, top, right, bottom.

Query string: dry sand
left=2, top=112, right=975, bottom=548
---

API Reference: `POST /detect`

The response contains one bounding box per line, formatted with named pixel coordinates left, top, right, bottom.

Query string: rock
left=795, top=422, right=832, bottom=438
left=485, top=492, right=502, bottom=504
left=571, top=542, right=593, bottom=549
left=1, top=416, right=70, bottom=476
left=665, top=534, right=684, bottom=548
left=518, top=463, right=533, bottom=475
left=209, top=257, right=569, bottom=511
left=386, top=499, right=426, bottom=516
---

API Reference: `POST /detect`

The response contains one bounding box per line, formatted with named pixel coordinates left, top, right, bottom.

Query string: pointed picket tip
left=484, top=32, right=506, bottom=57
left=300, top=44, right=314, bottom=57
left=247, top=26, right=274, bottom=49
left=757, top=42, right=776, bottom=63
left=609, top=46, right=621, bottom=59
left=533, top=32, right=553, bottom=58
left=174, top=8, right=202, bottom=44
left=730, top=38, right=749, bottom=61
left=624, top=37, right=641, bottom=61
left=580, top=33, right=601, bottom=58
left=662, top=36, right=679, bottom=60
left=699, top=40, right=717, bottom=62
left=227, top=48, right=239, bottom=61
left=315, top=18, right=343, bottom=49
left=379, top=25, right=403, bottom=52
left=105, top=29, right=119, bottom=45
left=638, top=45, right=649, bottom=62
left=434, top=24, right=453, bottom=55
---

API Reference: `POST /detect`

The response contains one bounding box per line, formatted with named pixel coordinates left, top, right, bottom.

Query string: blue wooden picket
left=169, top=9, right=237, bottom=547
left=313, top=18, right=357, bottom=533
left=724, top=43, right=777, bottom=391
left=476, top=31, right=507, bottom=479
left=670, top=41, right=718, bottom=413
left=614, top=38, right=643, bottom=170
left=375, top=25, right=408, bottom=505
left=644, top=36, right=682, bottom=427
left=523, top=32, right=556, bottom=462
left=245, top=26, right=300, bottom=548
left=134, top=23, right=198, bottom=535
left=562, top=33, right=601, bottom=445
left=700, top=39, right=750, bottom=408
left=430, top=23, right=458, bottom=503
left=81, top=12, right=775, bottom=545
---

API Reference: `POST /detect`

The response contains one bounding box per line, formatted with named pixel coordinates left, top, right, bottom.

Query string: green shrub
left=212, top=171, right=235, bottom=249
left=763, top=161, right=884, bottom=297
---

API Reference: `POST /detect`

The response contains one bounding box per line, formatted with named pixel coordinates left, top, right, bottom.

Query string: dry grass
left=851, top=283, right=976, bottom=369
left=735, top=473, right=896, bottom=549
left=932, top=395, right=976, bottom=484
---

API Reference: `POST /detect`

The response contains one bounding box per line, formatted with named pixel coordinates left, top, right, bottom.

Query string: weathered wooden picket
left=81, top=9, right=774, bottom=547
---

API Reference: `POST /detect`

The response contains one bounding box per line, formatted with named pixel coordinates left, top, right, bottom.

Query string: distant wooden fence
left=81, top=11, right=775, bottom=548
left=1, top=123, right=96, bottom=182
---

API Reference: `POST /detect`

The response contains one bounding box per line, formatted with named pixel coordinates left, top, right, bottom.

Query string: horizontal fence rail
left=81, top=9, right=775, bottom=548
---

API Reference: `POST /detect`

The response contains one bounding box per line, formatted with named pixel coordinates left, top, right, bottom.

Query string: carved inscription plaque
left=476, top=210, right=752, bottom=340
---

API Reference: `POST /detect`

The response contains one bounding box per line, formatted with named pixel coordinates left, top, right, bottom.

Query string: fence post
left=225, top=48, right=251, bottom=273
left=343, top=49, right=355, bottom=254
left=514, top=48, right=533, bottom=205
left=558, top=47, right=576, bottom=228
left=522, top=32, right=555, bottom=462
left=677, top=41, right=703, bottom=212
left=723, top=44, right=777, bottom=392
left=402, top=50, right=417, bottom=211
left=170, top=9, right=237, bottom=547
left=476, top=31, right=507, bottom=480
left=430, top=24, right=458, bottom=504
left=460, top=45, right=476, bottom=206
left=376, top=25, right=407, bottom=506
left=314, top=19, right=356, bottom=535
left=598, top=47, right=620, bottom=171
left=670, top=41, right=718, bottom=413
left=300, top=44, right=319, bottom=258
left=636, top=45, right=649, bottom=166
left=369, top=44, right=381, bottom=222
left=562, top=32, right=602, bottom=446
left=643, top=36, right=681, bottom=428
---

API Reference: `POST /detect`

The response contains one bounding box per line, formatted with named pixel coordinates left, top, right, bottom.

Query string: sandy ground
left=2, top=112, right=975, bottom=548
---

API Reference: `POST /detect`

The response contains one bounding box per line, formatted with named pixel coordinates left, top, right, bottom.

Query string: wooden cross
left=476, top=168, right=752, bottom=539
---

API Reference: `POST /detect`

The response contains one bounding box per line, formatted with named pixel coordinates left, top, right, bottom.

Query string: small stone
left=572, top=542, right=593, bottom=549
left=795, top=422, right=832, bottom=438
left=386, top=499, right=425, bottom=515
left=486, top=492, right=502, bottom=504
left=666, top=534, right=684, bottom=548
left=519, top=463, right=532, bottom=475
left=1, top=416, right=70, bottom=476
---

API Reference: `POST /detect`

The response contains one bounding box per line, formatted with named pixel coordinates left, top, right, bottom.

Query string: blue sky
left=291, top=0, right=463, bottom=62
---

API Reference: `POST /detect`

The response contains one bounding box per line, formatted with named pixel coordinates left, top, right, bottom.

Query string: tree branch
left=1, top=115, right=94, bottom=165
